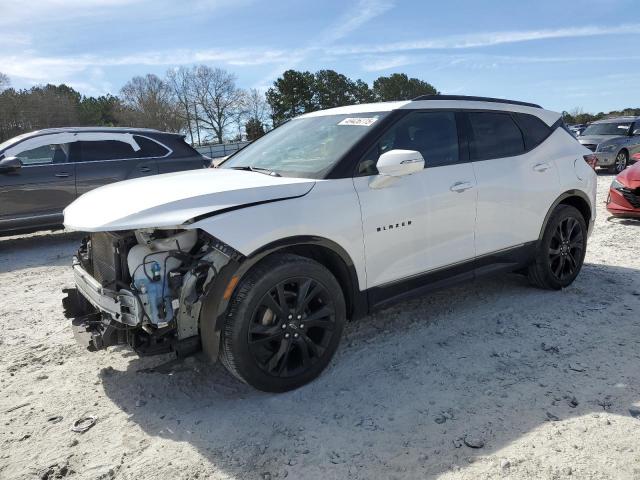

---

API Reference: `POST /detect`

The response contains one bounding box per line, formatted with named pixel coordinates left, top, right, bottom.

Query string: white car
left=62, top=95, right=597, bottom=392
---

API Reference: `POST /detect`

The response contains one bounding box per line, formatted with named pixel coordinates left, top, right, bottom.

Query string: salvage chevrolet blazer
left=62, top=95, right=597, bottom=392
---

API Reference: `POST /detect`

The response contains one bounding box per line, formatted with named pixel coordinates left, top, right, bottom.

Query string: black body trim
left=368, top=242, right=537, bottom=311
left=538, top=190, right=593, bottom=240
left=412, top=95, right=542, bottom=109
left=208, top=235, right=367, bottom=334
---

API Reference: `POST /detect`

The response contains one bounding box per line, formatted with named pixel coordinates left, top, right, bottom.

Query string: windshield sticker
left=338, top=117, right=378, bottom=127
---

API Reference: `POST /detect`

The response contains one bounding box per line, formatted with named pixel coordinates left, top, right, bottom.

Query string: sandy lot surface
left=1, top=173, right=639, bottom=480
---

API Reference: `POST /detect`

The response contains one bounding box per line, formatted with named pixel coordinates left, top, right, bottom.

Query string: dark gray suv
left=0, top=127, right=209, bottom=235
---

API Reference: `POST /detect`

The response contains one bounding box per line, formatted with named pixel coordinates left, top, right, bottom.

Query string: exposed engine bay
left=63, top=229, right=240, bottom=357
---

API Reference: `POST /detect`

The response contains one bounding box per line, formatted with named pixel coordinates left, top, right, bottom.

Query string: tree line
left=0, top=68, right=438, bottom=144
left=3, top=66, right=637, bottom=145
left=562, top=106, right=640, bottom=125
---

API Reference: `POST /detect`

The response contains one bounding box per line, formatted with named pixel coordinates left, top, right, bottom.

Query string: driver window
left=357, top=111, right=459, bottom=175
left=15, top=144, right=69, bottom=165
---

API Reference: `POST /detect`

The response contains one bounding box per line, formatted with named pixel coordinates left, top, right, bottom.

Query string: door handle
left=532, top=162, right=551, bottom=172
left=55, top=172, right=71, bottom=178
left=450, top=181, right=473, bottom=193
left=139, top=166, right=152, bottom=173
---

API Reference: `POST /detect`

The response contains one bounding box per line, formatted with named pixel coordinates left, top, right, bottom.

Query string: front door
left=0, top=142, right=75, bottom=231
left=353, top=111, right=477, bottom=290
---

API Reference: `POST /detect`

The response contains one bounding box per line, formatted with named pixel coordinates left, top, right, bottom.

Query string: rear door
left=466, top=111, right=559, bottom=256
left=0, top=141, right=75, bottom=230
left=353, top=110, right=477, bottom=289
left=74, top=137, right=159, bottom=196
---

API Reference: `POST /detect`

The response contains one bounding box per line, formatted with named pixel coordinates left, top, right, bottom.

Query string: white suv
left=62, top=95, right=597, bottom=392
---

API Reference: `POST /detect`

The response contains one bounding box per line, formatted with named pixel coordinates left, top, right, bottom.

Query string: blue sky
left=1, top=0, right=639, bottom=113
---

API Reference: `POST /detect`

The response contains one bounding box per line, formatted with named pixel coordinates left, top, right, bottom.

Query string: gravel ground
left=1, top=173, right=639, bottom=480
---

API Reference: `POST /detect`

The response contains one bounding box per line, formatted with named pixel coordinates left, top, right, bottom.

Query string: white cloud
left=317, top=0, right=394, bottom=44
left=327, top=24, right=640, bottom=55
left=0, top=47, right=290, bottom=90
left=0, top=0, right=251, bottom=26
left=361, top=55, right=415, bottom=72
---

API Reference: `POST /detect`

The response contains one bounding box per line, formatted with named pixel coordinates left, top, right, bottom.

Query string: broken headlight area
left=63, top=229, right=240, bottom=356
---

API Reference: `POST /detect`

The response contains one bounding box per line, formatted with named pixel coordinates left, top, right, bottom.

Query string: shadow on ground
left=97, top=262, right=640, bottom=479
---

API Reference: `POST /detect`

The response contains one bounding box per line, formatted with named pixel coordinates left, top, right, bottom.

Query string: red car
left=607, top=154, right=640, bottom=218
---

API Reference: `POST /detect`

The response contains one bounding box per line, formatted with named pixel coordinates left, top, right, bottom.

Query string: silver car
left=578, top=116, right=640, bottom=173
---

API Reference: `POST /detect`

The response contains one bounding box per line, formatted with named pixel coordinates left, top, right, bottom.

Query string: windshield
left=0, top=132, right=34, bottom=154
left=222, top=112, right=389, bottom=178
left=582, top=122, right=631, bottom=136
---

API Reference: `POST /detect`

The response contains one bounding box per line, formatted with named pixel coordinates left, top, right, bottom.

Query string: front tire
left=528, top=205, right=587, bottom=290
left=609, top=150, right=628, bottom=174
left=220, top=254, right=346, bottom=392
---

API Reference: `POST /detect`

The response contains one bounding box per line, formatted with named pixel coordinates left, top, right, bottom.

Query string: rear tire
left=220, top=254, right=346, bottom=392
left=528, top=205, right=587, bottom=290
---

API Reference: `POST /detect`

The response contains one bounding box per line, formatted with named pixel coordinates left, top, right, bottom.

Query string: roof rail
left=412, top=95, right=542, bottom=109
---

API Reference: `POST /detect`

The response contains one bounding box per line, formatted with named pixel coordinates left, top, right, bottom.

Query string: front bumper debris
left=73, top=262, right=141, bottom=326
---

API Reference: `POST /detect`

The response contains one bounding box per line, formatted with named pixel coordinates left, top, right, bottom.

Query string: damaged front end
left=62, top=229, right=242, bottom=358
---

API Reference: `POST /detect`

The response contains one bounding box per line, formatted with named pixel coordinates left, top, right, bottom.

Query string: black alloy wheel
left=248, top=277, right=336, bottom=378
left=548, top=217, right=585, bottom=281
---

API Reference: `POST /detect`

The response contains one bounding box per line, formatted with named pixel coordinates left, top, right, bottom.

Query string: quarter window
left=358, top=111, right=459, bottom=175
left=133, top=136, right=169, bottom=158
left=15, top=144, right=68, bottom=165
left=513, top=113, right=552, bottom=150
left=468, top=112, right=525, bottom=160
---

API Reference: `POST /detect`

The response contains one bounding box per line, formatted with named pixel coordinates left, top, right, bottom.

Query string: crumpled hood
left=64, top=168, right=315, bottom=231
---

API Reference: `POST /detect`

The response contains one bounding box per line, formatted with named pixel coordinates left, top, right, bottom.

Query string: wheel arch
left=242, top=236, right=366, bottom=322
left=538, top=190, right=592, bottom=241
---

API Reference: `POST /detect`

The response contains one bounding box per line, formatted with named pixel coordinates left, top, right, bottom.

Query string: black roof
left=412, top=95, right=542, bottom=109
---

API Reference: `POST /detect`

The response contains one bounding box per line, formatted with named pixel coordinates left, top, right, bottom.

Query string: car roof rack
left=412, top=95, right=542, bottom=109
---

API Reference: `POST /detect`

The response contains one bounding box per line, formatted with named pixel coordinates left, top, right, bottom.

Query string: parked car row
left=0, top=127, right=209, bottom=235
left=574, top=117, right=640, bottom=173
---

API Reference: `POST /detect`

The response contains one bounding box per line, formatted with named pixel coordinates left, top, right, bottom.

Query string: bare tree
left=191, top=66, right=244, bottom=144
left=166, top=67, right=200, bottom=143
left=0, top=72, right=9, bottom=92
left=120, top=74, right=183, bottom=132
left=243, top=88, right=270, bottom=129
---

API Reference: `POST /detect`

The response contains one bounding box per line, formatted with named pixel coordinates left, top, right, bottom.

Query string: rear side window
left=468, top=112, right=524, bottom=160
left=78, top=140, right=137, bottom=162
left=514, top=113, right=552, bottom=150
left=133, top=136, right=169, bottom=158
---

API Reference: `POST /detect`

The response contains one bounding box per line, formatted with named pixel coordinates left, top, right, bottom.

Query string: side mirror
left=0, top=156, right=22, bottom=174
left=376, top=149, right=425, bottom=177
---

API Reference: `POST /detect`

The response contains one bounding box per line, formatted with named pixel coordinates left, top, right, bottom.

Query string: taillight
left=583, top=154, right=597, bottom=170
